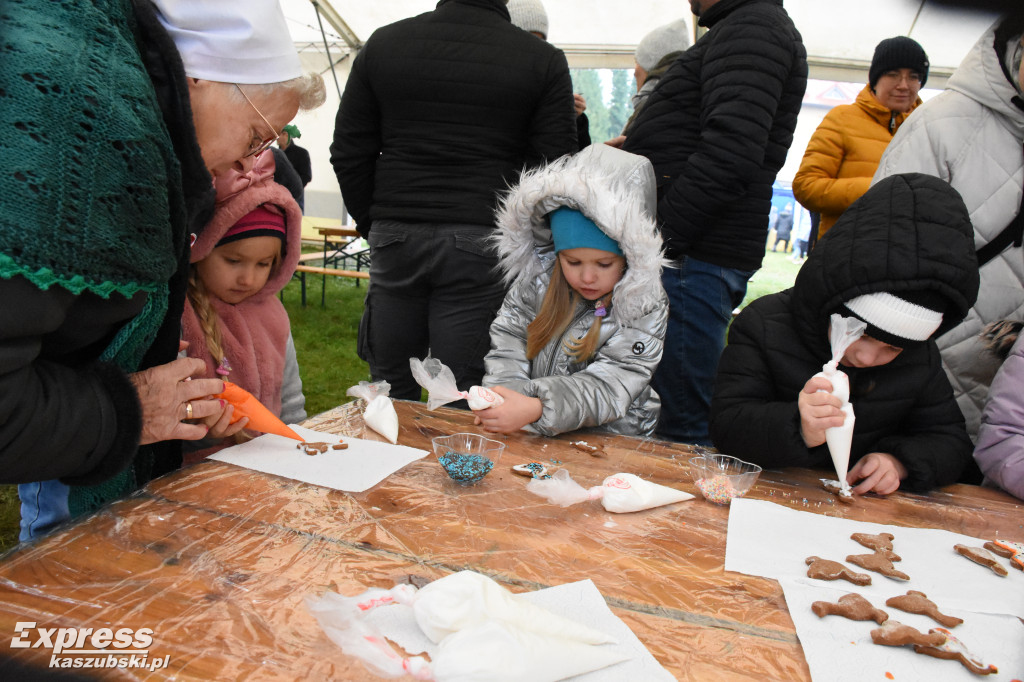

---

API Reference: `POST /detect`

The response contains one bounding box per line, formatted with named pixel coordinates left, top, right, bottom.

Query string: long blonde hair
left=526, top=259, right=607, bottom=363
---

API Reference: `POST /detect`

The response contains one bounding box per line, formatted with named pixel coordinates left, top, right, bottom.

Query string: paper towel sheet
left=725, top=499, right=1024, bottom=680
left=209, top=425, right=428, bottom=493
left=725, top=498, right=1023, bottom=617
left=362, top=579, right=675, bottom=682
left=782, top=579, right=1022, bottom=681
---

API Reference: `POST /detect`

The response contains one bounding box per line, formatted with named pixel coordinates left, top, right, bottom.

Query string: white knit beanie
left=635, top=19, right=691, bottom=71
left=152, top=0, right=303, bottom=84
left=844, top=292, right=944, bottom=344
left=508, top=0, right=549, bottom=39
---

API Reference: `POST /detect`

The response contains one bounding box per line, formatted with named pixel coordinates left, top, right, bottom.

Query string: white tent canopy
left=284, top=0, right=1000, bottom=81
left=279, top=0, right=1003, bottom=219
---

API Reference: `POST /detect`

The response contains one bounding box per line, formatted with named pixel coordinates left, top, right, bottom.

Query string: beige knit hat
left=508, top=0, right=549, bottom=39
left=635, top=19, right=691, bottom=71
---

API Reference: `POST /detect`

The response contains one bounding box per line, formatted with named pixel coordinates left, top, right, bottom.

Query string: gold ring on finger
left=185, top=401, right=194, bottom=420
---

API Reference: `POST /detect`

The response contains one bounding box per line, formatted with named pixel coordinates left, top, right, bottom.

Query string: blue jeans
left=652, top=257, right=754, bottom=445
left=18, top=480, right=70, bottom=542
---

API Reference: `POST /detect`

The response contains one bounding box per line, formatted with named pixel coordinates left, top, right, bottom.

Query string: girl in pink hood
left=181, top=180, right=305, bottom=462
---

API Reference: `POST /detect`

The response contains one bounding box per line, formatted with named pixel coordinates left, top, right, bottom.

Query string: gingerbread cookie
left=914, top=628, right=998, bottom=676
left=846, top=551, right=910, bottom=581
left=511, top=462, right=550, bottom=479
left=851, top=532, right=899, bottom=558
left=570, top=440, right=606, bottom=457
left=805, top=556, right=871, bottom=586
left=811, top=593, right=887, bottom=624
left=820, top=479, right=855, bottom=504
left=984, top=540, right=1024, bottom=571
left=954, top=544, right=1008, bottom=577
left=870, top=620, right=947, bottom=648
left=297, top=441, right=332, bottom=455
left=885, top=590, right=962, bottom=628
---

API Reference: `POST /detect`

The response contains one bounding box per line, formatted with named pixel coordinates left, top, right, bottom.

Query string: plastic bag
left=346, top=381, right=399, bottom=444
left=811, top=314, right=866, bottom=495
left=527, top=469, right=693, bottom=513
left=306, top=571, right=627, bottom=682
left=215, top=381, right=302, bottom=441
left=409, top=357, right=505, bottom=411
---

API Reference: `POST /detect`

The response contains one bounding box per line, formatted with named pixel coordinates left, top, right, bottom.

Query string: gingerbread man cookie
left=870, top=620, right=947, bottom=648
left=511, top=462, right=550, bottom=479
left=805, top=556, right=871, bottom=586
left=885, top=590, right=962, bottom=628
left=811, top=593, right=887, bottom=624
left=820, top=479, right=855, bottom=504
left=850, top=532, right=899, bottom=559
left=914, top=628, right=998, bottom=676
left=984, top=540, right=1024, bottom=571
left=954, top=544, right=1008, bottom=577
left=846, top=551, right=910, bottom=581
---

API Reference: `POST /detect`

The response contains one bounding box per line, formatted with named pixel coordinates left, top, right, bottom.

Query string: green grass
left=0, top=247, right=799, bottom=550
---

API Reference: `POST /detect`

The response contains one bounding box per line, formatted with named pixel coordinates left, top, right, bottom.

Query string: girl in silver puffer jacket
left=475, top=145, right=668, bottom=437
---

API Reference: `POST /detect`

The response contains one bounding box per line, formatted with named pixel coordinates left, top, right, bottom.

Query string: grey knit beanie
left=508, top=0, right=548, bottom=39
left=869, top=36, right=929, bottom=89
left=635, top=19, right=691, bottom=71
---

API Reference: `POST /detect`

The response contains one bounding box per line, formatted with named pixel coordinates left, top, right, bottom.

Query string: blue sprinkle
left=440, top=450, right=494, bottom=485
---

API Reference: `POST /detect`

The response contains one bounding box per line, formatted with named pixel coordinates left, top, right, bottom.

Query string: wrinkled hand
left=130, top=358, right=225, bottom=444
left=473, top=386, right=543, bottom=434
left=202, top=402, right=249, bottom=440
left=848, top=452, right=907, bottom=495
left=573, top=93, right=587, bottom=117
left=798, top=376, right=844, bottom=448
left=604, top=135, right=626, bottom=149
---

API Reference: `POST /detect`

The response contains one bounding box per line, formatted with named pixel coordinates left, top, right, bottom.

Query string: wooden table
left=0, top=401, right=1020, bottom=680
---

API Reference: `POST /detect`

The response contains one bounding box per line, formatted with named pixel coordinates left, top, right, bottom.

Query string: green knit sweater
left=1, top=0, right=187, bottom=513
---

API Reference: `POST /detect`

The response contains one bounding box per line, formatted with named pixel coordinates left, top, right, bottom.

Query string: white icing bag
left=306, top=571, right=627, bottom=682
left=811, top=314, right=866, bottom=493
left=409, top=356, right=505, bottom=411
left=527, top=469, right=693, bottom=513
left=346, top=380, right=400, bottom=443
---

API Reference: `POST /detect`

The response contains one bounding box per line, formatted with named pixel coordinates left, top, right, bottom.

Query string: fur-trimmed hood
left=493, top=144, right=667, bottom=327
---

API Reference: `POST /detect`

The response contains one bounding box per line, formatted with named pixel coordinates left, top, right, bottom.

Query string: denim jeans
left=18, top=480, right=70, bottom=542
left=358, top=221, right=507, bottom=401
left=652, top=256, right=754, bottom=445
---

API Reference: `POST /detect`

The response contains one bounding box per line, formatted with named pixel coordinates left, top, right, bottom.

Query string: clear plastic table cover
left=0, top=401, right=1020, bottom=680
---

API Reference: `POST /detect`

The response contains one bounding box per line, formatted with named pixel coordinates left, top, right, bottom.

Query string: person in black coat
left=330, top=0, right=577, bottom=400
left=710, top=174, right=981, bottom=494
left=620, top=0, right=808, bottom=446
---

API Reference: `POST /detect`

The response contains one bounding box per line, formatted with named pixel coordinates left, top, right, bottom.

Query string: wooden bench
left=292, top=264, right=369, bottom=307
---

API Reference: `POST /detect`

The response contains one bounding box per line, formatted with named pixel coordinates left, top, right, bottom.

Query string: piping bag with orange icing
left=812, top=314, right=866, bottom=496
left=216, top=381, right=303, bottom=441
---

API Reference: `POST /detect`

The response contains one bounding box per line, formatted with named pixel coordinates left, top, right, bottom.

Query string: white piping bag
left=812, top=314, right=866, bottom=495
left=410, top=356, right=505, bottom=411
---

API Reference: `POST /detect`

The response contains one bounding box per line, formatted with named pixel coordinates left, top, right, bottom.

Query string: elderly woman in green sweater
left=0, top=0, right=324, bottom=539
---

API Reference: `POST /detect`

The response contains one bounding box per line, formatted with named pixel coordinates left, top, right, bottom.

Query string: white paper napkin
left=209, top=424, right=428, bottom=492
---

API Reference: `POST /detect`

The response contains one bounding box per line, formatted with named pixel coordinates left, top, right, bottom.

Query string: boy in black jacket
left=710, top=174, right=980, bottom=494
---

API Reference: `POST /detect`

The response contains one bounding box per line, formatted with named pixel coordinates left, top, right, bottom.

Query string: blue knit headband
left=549, top=207, right=622, bottom=256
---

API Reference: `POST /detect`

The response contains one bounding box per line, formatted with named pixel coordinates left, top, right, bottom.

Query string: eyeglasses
left=235, top=84, right=279, bottom=158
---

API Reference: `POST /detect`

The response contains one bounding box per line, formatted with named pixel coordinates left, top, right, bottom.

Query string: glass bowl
left=432, top=433, right=506, bottom=485
left=687, top=454, right=762, bottom=505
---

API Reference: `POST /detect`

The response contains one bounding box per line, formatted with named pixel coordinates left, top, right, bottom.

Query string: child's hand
left=202, top=401, right=249, bottom=440
left=472, top=386, right=543, bottom=434
left=798, top=376, right=845, bottom=448
left=848, top=452, right=907, bottom=495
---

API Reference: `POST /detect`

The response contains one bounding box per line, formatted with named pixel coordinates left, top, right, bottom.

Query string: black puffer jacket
left=623, top=0, right=806, bottom=270
left=710, top=174, right=980, bottom=491
left=330, top=0, right=577, bottom=236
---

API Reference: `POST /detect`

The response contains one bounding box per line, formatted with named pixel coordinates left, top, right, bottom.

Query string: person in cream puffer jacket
left=873, top=15, right=1024, bottom=440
